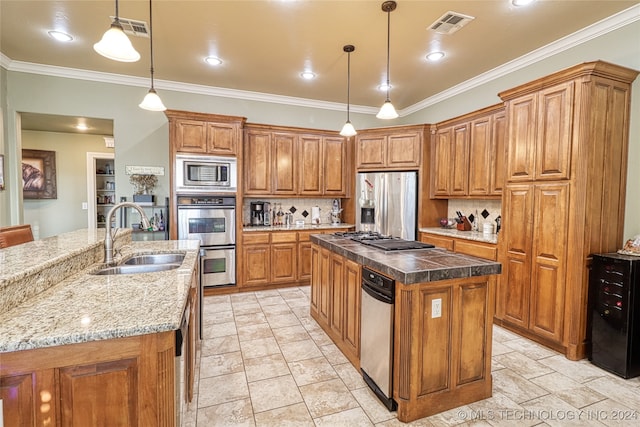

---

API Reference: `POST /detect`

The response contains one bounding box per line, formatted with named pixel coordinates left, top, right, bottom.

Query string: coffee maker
left=250, top=202, right=265, bottom=226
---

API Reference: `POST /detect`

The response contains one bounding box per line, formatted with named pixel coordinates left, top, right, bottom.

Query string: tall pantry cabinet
left=496, top=61, right=638, bottom=360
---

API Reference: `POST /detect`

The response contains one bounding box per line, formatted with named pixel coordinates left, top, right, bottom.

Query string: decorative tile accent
left=302, top=210, right=309, bottom=218
left=468, top=213, right=475, bottom=223
left=290, top=206, right=297, bottom=214
left=481, top=209, right=490, bottom=218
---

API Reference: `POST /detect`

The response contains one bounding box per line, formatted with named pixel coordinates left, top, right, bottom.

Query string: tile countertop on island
left=243, top=223, right=355, bottom=232
left=419, top=227, right=499, bottom=244
left=0, top=228, right=200, bottom=353
left=311, top=234, right=501, bottom=285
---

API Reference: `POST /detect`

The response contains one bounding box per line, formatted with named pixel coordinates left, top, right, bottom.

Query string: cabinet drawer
left=420, top=233, right=454, bottom=251
left=455, top=240, right=497, bottom=260
left=271, top=232, right=297, bottom=243
left=298, top=231, right=314, bottom=242
left=243, top=233, right=270, bottom=245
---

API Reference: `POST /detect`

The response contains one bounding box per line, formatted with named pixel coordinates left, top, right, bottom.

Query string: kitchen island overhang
left=309, top=233, right=501, bottom=423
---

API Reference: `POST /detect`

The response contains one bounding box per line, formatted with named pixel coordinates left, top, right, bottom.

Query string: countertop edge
left=419, top=227, right=499, bottom=245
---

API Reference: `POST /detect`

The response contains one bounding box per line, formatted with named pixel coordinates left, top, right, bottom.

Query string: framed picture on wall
left=22, top=149, right=57, bottom=199
left=0, top=154, right=4, bottom=190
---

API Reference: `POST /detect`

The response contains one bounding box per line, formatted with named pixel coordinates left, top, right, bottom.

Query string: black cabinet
left=588, top=253, right=640, bottom=378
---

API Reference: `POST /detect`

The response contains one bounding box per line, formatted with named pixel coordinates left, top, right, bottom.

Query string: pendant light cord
left=385, top=6, right=391, bottom=101
left=148, top=0, right=155, bottom=89
left=347, top=49, right=351, bottom=121
left=114, top=0, right=120, bottom=22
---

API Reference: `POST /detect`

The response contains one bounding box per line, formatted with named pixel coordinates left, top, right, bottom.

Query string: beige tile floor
left=183, top=286, right=640, bottom=426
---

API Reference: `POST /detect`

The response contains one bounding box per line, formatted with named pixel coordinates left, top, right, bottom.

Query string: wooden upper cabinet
left=299, top=135, right=323, bottom=195
left=355, top=134, right=386, bottom=168
left=431, top=127, right=452, bottom=197
left=490, top=110, right=507, bottom=195
left=244, top=130, right=272, bottom=194
left=468, top=117, right=492, bottom=196
left=450, top=124, right=469, bottom=196
left=323, top=137, right=348, bottom=195
left=206, top=122, right=237, bottom=155
left=355, top=127, right=422, bottom=170
left=387, top=132, right=422, bottom=168
left=166, top=110, right=245, bottom=155
left=273, top=132, right=297, bottom=194
left=505, top=81, right=574, bottom=182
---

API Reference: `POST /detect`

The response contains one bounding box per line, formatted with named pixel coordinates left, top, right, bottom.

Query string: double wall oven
left=177, top=195, right=236, bottom=288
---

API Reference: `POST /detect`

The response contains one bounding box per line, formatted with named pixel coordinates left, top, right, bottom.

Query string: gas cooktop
left=333, top=231, right=435, bottom=251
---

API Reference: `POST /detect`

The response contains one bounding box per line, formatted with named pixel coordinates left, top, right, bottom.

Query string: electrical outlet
left=82, top=202, right=88, bottom=210
left=432, top=298, right=442, bottom=318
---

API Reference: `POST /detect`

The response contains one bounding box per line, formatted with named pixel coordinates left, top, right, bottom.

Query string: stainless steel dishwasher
left=360, top=266, right=397, bottom=411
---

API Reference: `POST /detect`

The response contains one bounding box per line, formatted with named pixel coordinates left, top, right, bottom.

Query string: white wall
left=21, top=131, right=113, bottom=238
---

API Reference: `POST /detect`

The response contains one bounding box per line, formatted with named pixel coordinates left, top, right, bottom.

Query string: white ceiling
left=2, top=1, right=639, bottom=120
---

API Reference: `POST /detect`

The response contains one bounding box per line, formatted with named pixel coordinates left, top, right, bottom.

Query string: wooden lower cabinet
left=419, top=233, right=497, bottom=261
left=394, top=276, right=495, bottom=421
left=1, top=333, right=176, bottom=427
left=310, top=244, right=360, bottom=367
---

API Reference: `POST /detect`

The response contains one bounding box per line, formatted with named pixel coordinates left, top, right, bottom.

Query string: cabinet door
left=535, top=82, right=574, bottom=181
left=329, top=254, right=345, bottom=338
left=310, top=244, right=321, bottom=316
left=343, top=259, right=361, bottom=358
left=299, top=135, right=323, bottom=195
left=318, top=248, right=332, bottom=323
left=490, top=110, right=507, bottom=195
left=529, top=183, right=569, bottom=343
left=468, top=116, right=492, bottom=196
left=175, top=119, right=207, bottom=153
left=356, top=134, right=386, bottom=169
left=431, top=127, right=452, bottom=197
left=271, top=243, right=297, bottom=283
left=0, top=372, right=46, bottom=427
left=273, top=132, right=297, bottom=194
left=59, top=358, right=139, bottom=426
left=298, top=241, right=312, bottom=281
left=242, top=244, right=270, bottom=286
left=387, top=132, right=421, bottom=168
left=206, top=122, right=237, bottom=155
left=450, top=124, right=469, bottom=196
left=323, top=137, right=348, bottom=196
left=499, top=185, right=533, bottom=327
left=506, top=94, right=537, bottom=181
left=244, top=130, right=272, bottom=194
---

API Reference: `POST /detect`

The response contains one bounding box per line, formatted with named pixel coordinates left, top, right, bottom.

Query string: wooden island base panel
left=309, top=234, right=500, bottom=423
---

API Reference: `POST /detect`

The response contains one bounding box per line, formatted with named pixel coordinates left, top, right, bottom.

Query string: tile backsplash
left=447, top=199, right=502, bottom=231
left=243, top=198, right=339, bottom=226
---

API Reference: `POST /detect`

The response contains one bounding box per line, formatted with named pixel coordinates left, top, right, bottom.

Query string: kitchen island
left=310, top=233, right=501, bottom=423
left=0, top=229, right=200, bottom=427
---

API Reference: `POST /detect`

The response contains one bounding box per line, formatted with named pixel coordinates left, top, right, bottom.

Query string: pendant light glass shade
left=139, top=88, right=166, bottom=111
left=139, top=0, right=166, bottom=111
left=94, top=1, right=140, bottom=62
left=340, top=44, right=357, bottom=137
left=376, top=99, right=398, bottom=119
left=377, top=1, right=397, bottom=120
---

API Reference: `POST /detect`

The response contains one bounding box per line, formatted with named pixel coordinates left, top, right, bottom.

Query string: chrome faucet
left=104, top=202, right=151, bottom=265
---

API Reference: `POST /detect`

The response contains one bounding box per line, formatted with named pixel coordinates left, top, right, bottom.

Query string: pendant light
left=340, top=45, right=357, bottom=137
left=376, top=1, right=398, bottom=120
left=139, top=0, right=166, bottom=111
left=94, top=0, right=140, bottom=62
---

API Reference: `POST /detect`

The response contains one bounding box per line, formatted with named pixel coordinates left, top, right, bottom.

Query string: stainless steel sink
left=122, top=253, right=185, bottom=265
left=92, top=263, right=182, bottom=276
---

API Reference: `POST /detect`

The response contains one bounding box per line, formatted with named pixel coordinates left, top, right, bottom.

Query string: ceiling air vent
left=428, top=11, right=474, bottom=35
left=110, top=16, right=149, bottom=38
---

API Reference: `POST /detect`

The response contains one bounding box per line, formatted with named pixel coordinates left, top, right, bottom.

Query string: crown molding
left=2, top=5, right=637, bottom=117
left=401, top=3, right=640, bottom=116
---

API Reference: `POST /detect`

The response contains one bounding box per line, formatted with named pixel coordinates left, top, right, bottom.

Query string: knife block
left=457, top=217, right=472, bottom=231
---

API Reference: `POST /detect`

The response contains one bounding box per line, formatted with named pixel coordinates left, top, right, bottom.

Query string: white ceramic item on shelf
left=311, top=206, right=321, bottom=225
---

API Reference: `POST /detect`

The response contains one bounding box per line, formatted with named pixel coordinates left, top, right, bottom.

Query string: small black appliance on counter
left=588, top=253, right=640, bottom=378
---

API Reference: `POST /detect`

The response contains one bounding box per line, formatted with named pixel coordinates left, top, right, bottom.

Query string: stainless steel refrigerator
left=355, top=171, right=418, bottom=240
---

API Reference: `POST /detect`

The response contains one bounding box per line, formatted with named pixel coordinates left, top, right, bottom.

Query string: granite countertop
left=0, top=229, right=200, bottom=353
left=311, top=234, right=501, bottom=285
left=419, top=227, right=499, bottom=245
left=243, top=223, right=355, bottom=232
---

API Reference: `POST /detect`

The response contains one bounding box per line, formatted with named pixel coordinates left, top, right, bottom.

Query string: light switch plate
left=432, top=298, right=442, bottom=318
left=82, top=202, right=88, bottom=210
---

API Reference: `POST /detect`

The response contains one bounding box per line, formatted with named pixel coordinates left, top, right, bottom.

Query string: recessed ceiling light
left=300, top=71, right=316, bottom=80
left=48, top=30, right=73, bottom=42
left=512, top=0, right=536, bottom=6
left=426, top=51, right=445, bottom=62
left=378, top=83, right=392, bottom=92
left=204, top=56, right=223, bottom=66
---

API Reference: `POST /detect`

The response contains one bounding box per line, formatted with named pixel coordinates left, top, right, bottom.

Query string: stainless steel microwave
left=175, top=154, right=237, bottom=193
